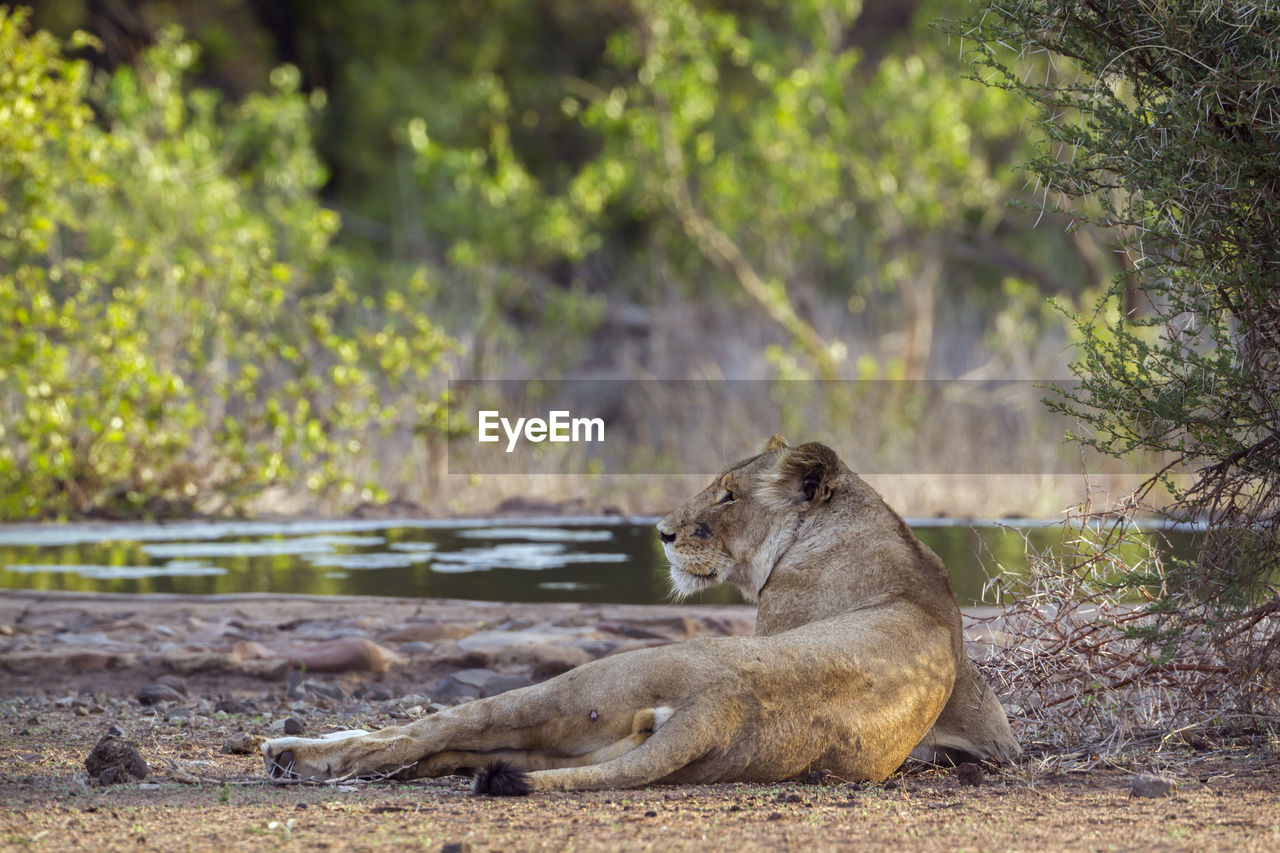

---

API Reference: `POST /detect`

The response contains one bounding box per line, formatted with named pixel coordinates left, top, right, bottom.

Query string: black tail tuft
left=472, top=761, right=532, bottom=796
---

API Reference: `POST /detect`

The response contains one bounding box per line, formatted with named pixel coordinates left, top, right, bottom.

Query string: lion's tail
left=472, top=761, right=533, bottom=796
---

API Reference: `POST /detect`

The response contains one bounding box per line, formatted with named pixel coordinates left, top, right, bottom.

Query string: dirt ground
left=1, top=591, right=1278, bottom=852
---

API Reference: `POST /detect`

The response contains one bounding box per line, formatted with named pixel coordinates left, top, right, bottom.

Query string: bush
left=957, top=0, right=1279, bottom=710
left=0, top=10, right=453, bottom=519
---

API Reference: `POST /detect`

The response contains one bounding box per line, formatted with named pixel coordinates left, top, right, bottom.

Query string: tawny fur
left=262, top=437, right=1019, bottom=790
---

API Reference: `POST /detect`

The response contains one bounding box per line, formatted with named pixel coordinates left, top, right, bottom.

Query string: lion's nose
left=657, top=523, right=676, bottom=544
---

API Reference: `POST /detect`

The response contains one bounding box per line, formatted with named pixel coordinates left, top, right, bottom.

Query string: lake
left=0, top=517, right=1197, bottom=607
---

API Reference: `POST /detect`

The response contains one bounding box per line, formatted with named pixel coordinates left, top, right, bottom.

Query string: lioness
left=262, top=437, right=1018, bottom=791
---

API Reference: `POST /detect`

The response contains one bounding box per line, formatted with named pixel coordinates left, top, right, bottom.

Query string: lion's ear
left=761, top=434, right=790, bottom=452
left=760, top=442, right=841, bottom=509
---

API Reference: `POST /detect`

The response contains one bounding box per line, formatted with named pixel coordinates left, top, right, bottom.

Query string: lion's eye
left=717, top=491, right=736, bottom=505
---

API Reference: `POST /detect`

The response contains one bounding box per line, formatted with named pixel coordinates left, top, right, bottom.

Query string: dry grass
left=967, top=491, right=1280, bottom=773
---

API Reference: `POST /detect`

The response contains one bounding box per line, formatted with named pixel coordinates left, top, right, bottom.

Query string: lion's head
left=657, top=435, right=846, bottom=602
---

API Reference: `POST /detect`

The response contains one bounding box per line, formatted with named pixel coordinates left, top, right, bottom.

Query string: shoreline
left=0, top=588, right=1006, bottom=702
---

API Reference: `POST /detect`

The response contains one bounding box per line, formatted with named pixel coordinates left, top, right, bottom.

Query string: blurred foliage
left=31, top=0, right=1108, bottom=380
left=404, top=0, right=1094, bottom=378
left=7, top=1, right=1138, bottom=518
left=0, top=10, right=453, bottom=519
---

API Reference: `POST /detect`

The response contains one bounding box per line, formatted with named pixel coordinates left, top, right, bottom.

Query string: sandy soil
left=1, top=591, right=1277, bottom=852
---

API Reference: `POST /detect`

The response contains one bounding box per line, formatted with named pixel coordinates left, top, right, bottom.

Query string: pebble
left=304, top=680, right=348, bottom=702
left=84, top=734, right=148, bottom=785
left=222, top=733, right=266, bottom=755
left=155, top=674, right=188, bottom=695
left=283, top=717, right=304, bottom=735
left=955, top=762, right=985, bottom=787
left=137, top=683, right=185, bottom=706
left=432, top=669, right=532, bottom=704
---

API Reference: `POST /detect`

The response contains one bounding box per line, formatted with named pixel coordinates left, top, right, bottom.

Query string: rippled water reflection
left=0, top=517, right=1196, bottom=606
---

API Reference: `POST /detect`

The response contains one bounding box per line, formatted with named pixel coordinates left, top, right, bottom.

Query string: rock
left=1130, top=774, right=1175, bottom=798
left=298, top=680, right=348, bottom=702
left=566, top=639, right=620, bottom=659
left=399, top=642, right=435, bottom=656
left=955, top=763, right=984, bottom=787
left=458, top=627, right=597, bottom=653
left=166, top=707, right=191, bottom=720
left=68, top=651, right=116, bottom=672
left=137, top=683, right=185, bottom=706
left=382, top=693, right=432, bottom=711
left=800, top=769, right=839, bottom=786
left=230, top=641, right=277, bottom=662
left=283, top=718, right=304, bottom=735
left=215, top=698, right=248, bottom=715
left=595, top=617, right=697, bottom=640
left=155, top=674, right=188, bottom=695
left=222, top=733, right=266, bottom=755
left=85, top=734, right=148, bottom=785
left=493, top=645, right=593, bottom=680
left=380, top=623, right=477, bottom=644
left=432, top=669, right=534, bottom=704
left=290, top=638, right=404, bottom=674
left=54, top=631, right=111, bottom=646
left=267, top=718, right=295, bottom=734
left=440, top=843, right=472, bottom=853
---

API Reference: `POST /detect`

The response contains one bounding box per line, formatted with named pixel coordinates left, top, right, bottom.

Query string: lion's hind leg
left=261, top=692, right=678, bottom=783
left=910, top=657, right=1020, bottom=766
left=410, top=706, right=675, bottom=783
left=477, top=705, right=717, bottom=794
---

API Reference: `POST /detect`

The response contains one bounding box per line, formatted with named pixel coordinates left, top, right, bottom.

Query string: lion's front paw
left=261, top=729, right=370, bottom=781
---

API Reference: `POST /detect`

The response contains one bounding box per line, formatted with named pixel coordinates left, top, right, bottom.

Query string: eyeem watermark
left=448, top=378, right=1181, bottom=476
left=478, top=410, right=605, bottom=453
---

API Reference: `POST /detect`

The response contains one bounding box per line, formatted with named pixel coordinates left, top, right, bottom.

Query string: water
left=0, top=517, right=1198, bottom=607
